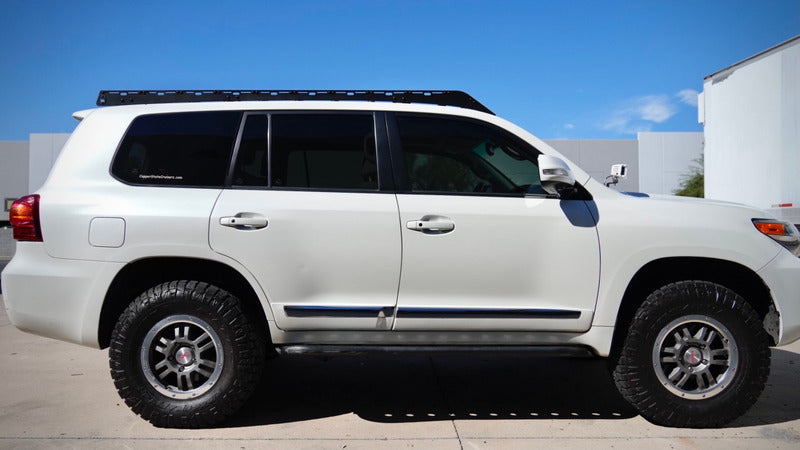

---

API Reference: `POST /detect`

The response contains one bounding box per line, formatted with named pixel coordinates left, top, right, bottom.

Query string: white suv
left=3, top=90, right=800, bottom=428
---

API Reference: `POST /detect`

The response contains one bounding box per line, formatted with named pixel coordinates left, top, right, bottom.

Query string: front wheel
left=612, top=280, right=771, bottom=428
left=109, top=280, right=265, bottom=428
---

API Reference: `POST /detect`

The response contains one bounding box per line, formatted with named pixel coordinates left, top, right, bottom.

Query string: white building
left=546, top=139, right=640, bottom=192
left=506, top=134, right=704, bottom=196
left=637, top=132, right=704, bottom=196
left=0, top=134, right=69, bottom=221
left=700, top=35, right=800, bottom=224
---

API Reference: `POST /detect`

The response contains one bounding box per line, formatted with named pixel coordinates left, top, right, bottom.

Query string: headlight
left=753, top=219, right=800, bottom=257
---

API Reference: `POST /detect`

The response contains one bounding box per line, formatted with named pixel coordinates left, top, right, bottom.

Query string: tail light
left=9, top=194, right=43, bottom=242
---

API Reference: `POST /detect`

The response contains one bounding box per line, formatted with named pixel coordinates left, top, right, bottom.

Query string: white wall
left=638, top=132, right=704, bottom=195
left=702, top=37, right=800, bottom=209
left=546, top=139, right=639, bottom=192
left=29, top=133, right=70, bottom=193
left=0, top=141, right=29, bottom=221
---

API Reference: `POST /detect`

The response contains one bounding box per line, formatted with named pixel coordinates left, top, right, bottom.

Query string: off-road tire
left=612, top=280, right=770, bottom=428
left=109, top=280, right=265, bottom=428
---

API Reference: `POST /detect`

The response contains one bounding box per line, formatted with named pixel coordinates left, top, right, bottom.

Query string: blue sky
left=0, top=1, right=797, bottom=140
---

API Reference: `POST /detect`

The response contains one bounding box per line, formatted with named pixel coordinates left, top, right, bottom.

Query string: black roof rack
left=96, top=90, right=494, bottom=115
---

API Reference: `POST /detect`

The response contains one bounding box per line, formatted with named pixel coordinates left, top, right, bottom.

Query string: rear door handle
left=406, top=216, right=455, bottom=233
left=220, top=213, right=268, bottom=230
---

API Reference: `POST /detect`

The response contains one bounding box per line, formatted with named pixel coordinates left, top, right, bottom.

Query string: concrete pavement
left=1, top=294, right=798, bottom=449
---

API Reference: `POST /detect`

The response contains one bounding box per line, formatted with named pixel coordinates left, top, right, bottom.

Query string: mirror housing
left=538, top=155, right=577, bottom=197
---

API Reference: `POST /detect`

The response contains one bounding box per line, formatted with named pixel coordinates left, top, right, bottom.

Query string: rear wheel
left=109, top=280, right=264, bottom=428
left=612, top=280, right=771, bottom=428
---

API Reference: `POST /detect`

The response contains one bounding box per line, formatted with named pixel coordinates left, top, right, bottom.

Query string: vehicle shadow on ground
left=729, top=347, right=800, bottom=427
left=226, top=353, right=637, bottom=427
left=226, top=347, right=800, bottom=428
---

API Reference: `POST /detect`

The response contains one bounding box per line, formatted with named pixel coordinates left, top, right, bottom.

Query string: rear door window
left=269, top=114, right=377, bottom=190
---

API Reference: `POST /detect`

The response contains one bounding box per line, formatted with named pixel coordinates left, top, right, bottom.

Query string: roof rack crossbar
left=96, top=90, right=494, bottom=114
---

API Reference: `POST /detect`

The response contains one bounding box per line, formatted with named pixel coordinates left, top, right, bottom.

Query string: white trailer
left=700, top=36, right=800, bottom=224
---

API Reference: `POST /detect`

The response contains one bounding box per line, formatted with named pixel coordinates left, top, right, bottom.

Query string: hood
left=621, top=192, right=776, bottom=220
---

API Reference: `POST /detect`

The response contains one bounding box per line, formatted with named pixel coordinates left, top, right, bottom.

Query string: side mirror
left=538, top=155, right=576, bottom=197
left=605, top=163, right=628, bottom=187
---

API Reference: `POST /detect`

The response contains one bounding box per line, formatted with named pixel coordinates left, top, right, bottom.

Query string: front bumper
left=758, top=249, right=800, bottom=346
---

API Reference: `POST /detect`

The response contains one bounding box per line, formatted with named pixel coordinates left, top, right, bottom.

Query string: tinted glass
left=396, top=115, right=543, bottom=195
left=112, top=111, right=241, bottom=186
left=271, top=114, right=377, bottom=190
left=232, top=114, right=268, bottom=186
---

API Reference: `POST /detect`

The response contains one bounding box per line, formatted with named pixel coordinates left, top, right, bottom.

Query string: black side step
left=275, top=345, right=596, bottom=358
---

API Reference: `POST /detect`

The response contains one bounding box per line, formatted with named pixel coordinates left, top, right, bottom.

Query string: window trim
left=225, top=112, right=270, bottom=188
left=108, top=109, right=564, bottom=197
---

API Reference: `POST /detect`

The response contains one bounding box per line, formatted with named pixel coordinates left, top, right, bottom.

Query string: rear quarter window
left=111, top=111, right=241, bottom=187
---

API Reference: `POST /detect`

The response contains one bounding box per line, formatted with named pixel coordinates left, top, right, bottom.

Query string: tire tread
left=109, top=280, right=265, bottom=428
left=612, top=280, right=770, bottom=428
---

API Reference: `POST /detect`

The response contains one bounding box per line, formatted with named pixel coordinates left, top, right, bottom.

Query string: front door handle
left=406, top=216, right=455, bottom=234
left=220, top=213, right=268, bottom=230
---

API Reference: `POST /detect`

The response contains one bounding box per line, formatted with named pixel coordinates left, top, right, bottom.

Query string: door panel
left=210, top=190, right=401, bottom=330
left=209, top=112, right=401, bottom=331
left=394, top=194, right=599, bottom=331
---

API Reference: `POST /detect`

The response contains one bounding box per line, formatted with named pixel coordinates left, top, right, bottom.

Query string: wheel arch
left=98, top=257, right=270, bottom=349
left=610, top=257, right=777, bottom=356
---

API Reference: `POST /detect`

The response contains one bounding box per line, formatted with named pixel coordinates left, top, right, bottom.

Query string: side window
left=112, top=111, right=241, bottom=186
left=396, top=115, right=543, bottom=195
left=270, top=114, right=377, bottom=190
